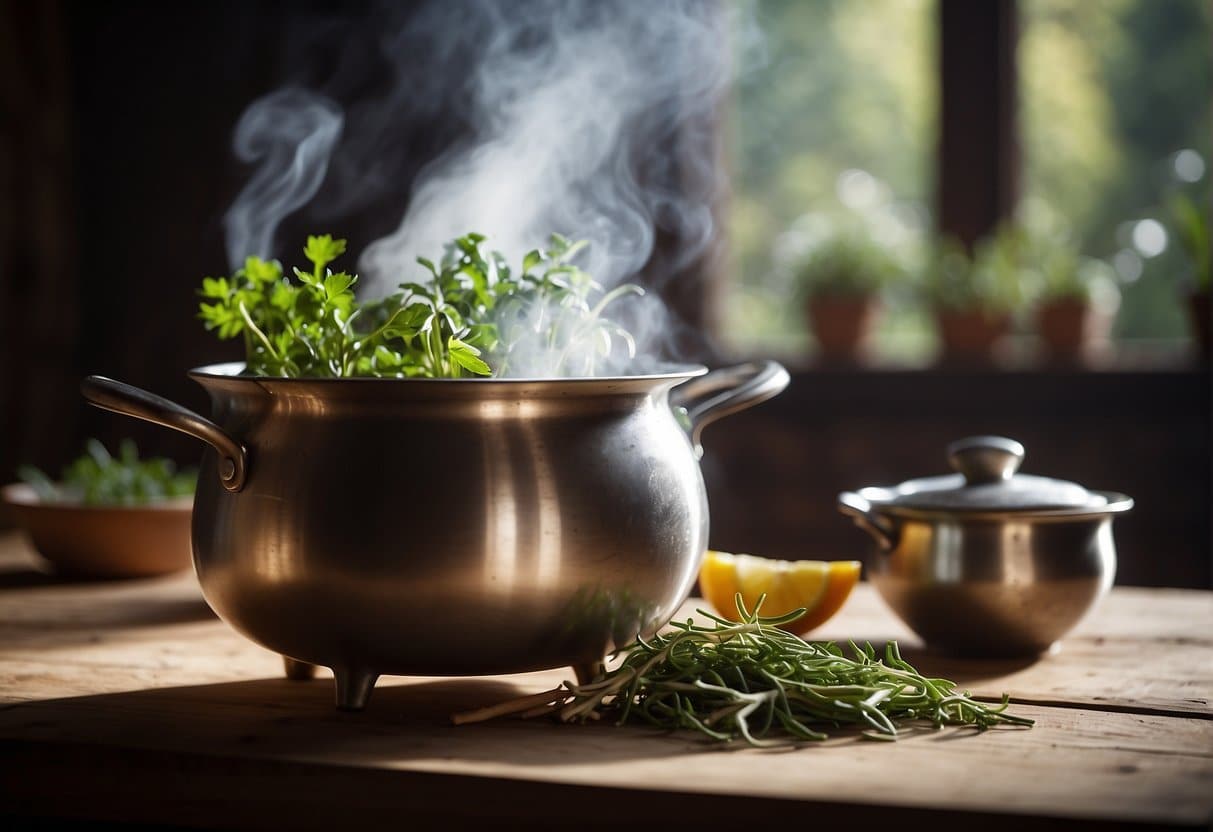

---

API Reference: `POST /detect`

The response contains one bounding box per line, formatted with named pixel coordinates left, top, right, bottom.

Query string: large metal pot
left=838, top=436, right=1133, bottom=657
left=82, top=361, right=788, bottom=709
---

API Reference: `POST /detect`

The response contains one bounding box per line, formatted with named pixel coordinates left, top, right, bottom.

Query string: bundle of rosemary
left=453, top=596, right=1034, bottom=746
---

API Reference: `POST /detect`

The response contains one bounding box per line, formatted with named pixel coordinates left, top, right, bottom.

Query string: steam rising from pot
left=224, top=0, right=759, bottom=374
left=224, top=89, right=343, bottom=269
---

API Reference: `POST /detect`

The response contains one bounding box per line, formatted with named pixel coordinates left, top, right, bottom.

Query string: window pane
left=1020, top=0, right=1212, bottom=346
left=723, top=0, right=937, bottom=360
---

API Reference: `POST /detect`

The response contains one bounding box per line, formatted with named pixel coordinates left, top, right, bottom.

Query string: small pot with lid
left=838, top=436, right=1133, bottom=657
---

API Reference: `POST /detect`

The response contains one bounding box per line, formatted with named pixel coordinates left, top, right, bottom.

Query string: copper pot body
left=82, top=361, right=788, bottom=708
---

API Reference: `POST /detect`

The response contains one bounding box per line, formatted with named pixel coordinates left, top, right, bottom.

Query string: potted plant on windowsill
left=1029, top=236, right=1122, bottom=365
left=1168, top=192, right=1210, bottom=361
left=793, top=231, right=902, bottom=363
left=925, top=228, right=1026, bottom=365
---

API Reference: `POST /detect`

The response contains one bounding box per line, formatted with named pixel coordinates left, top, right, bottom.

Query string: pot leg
left=282, top=656, right=317, bottom=681
left=572, top=660, right=604, bottom=686
left=333, top=667, right=379, bottom=711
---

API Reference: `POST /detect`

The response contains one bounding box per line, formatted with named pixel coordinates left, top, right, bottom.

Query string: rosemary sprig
left=453, top=595, right=1034, bottom=746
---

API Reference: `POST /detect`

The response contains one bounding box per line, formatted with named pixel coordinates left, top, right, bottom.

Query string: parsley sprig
left=199, top=233, right=642, bottom=378
left=199, top=235, right=381, bottom=377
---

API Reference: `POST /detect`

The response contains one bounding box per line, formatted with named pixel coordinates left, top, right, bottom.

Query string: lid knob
left=947, top=436, right=1025, bottom=484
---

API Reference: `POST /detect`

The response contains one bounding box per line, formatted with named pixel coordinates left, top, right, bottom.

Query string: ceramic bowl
left=2, top=483, right=193, bottom=578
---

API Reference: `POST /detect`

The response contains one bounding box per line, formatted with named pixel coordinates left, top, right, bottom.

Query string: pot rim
left=855, top=487, right=1134, bottom=522
left=188, top=361, right=709, bottom=386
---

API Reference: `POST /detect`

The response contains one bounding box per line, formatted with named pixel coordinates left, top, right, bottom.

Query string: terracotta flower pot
left=805, top=293, right=881, bottom=360
left=1037, top=297, right=1117, bottom=364
left=934, top=307, right=1012, bottom=363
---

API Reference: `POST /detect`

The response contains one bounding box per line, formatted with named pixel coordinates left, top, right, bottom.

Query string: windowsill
left=718, top=336, right=1207, bottom=374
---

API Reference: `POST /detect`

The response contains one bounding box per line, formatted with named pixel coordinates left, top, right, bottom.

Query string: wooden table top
left=1, top=531, right=1210, bottom=830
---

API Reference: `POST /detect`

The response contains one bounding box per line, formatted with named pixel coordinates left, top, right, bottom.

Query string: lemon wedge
left=698, top=550, right=862, bottom=636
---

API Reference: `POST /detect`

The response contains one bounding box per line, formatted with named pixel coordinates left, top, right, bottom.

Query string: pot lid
left=868, top=436, right=1108, bottom=512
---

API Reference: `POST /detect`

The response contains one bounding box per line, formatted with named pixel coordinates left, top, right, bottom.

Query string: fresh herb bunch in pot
left=197, top=232, right=643, bottom=379
left=925, top=225, right=1028, bottom=364
left=3, top=439, right=196, bottom=577
left=793, top=230, right=902, bottom=361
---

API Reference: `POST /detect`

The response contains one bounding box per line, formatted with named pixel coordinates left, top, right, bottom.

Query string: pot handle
left=81, top=376, right=248, bottom=492
left=669, top=360, right=790, bottom=453
left=838, top=492, right=898, bottom=551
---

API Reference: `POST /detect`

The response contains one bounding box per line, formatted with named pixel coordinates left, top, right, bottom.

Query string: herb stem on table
left=452, top=595, right=1034, bottom=746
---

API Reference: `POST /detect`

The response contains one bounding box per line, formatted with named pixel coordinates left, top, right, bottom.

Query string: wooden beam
left=937, top=0, right=1020, bottom=248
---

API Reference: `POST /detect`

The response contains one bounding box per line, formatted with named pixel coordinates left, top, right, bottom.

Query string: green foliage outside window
left=1020, top=0, right=1212, bottom=340
left=724, top=0, right=935, bottom=358
left=725, top=0, right=1211, bottom=359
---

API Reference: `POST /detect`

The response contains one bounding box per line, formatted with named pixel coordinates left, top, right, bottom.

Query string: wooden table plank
left=4, top=688, right=1211, bottom=828
left=2, top=532, right=1212, bottom=829
left=3, top=533, right=1209, bottom=717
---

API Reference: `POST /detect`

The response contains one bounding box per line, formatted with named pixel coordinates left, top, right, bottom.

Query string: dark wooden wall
left=0, top=0, right=79, bottom=489
left=1, top=0, right=448, bottom=481
left=938, top=0, right=1020, bottom=247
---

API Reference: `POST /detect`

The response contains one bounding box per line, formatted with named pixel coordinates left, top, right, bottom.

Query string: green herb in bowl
left=18, top=438, right=196, bottom=506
